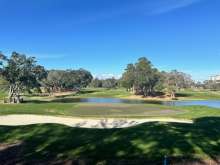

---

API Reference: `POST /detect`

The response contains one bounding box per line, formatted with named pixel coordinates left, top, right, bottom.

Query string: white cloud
left=68, top=0, right=204, bottom=24
left=149, top=0, right=203, bottom=15
left=94, top=73, right=121, bottom=80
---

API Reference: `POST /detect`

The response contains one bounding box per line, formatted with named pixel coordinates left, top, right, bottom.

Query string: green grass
left=0, top=103, right=78, bottom=116
left=74, top=88, right=132, bottom=98
left=1, top=89, right=220, bottom=119
left=0, top=101, right=220, bottom=120
left=1, top=88, right=220, bottom=119
left=3, top=88, right=220, bottom=102
left=0, top=89, right=6, bottom=100
left=74, top=88, right=220, bottom=100
left=0, top=116, right=220, bottom=164
left=21, top=88, right=133, bottom=104
left=73, top=88, right=220, bottom=101
left=1, top=88, right=220, bottom=164
left=0, top=102, right=179, bottom=118
left=176, top=90, right=220, bottom=100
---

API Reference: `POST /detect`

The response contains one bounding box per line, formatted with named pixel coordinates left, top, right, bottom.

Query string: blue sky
left=0, top=0, right=220, bottom=81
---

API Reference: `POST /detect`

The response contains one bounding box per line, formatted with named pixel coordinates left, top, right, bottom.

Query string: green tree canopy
left=121, top=64, right=135, bottom=91
left=0, top=52, right=47, bottom=103
left=121, top=57, right=161, bottom=97
left=44, top=69, right=93, bottom=93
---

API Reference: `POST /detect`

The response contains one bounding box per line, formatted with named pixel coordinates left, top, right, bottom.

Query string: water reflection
left=163, top=100, right=220, bottom=108
left=26, top=97, right=220, bottom=108
left=78, top=98, right=162, bottom=105
left=63, top=98, right=220, bottom=108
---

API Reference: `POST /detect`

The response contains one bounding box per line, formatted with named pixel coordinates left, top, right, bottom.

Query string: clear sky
left=0, top=0, right=220, bottom=81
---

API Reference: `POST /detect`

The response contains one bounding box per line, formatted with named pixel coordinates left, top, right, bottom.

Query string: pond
left=66, top=98, right=220, bottom=108
left=163, top=100, right=220, bottom=108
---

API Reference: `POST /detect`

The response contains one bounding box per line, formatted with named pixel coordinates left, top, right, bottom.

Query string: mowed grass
left=1, top=89, right=220, bottom=164
left=2, top=88, right=220, bottom=102
left=0, top=102, right=181, bottom=118
left=0, top=88, right=220, bottom=119
left=74, top=88, right=220, bottom=100
left=0, top=101, right=220, bottom=120
left=0, top=102, right=176, bottom=117
left=176, top=90, right=220, bottom=100
left=0, top=89, right=6, bottom=100
left=1, top=88, right=220, bottom=120
left=74, top=88, right=132, bottom=98
left=0, top=116, right=220, bottom=164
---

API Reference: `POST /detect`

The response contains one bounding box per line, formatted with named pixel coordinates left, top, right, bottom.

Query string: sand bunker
left=0, top=115, right=193, bottom=128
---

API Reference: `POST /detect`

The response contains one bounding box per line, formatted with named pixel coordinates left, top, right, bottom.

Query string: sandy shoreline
left=0, top=115, right=193, bottom=128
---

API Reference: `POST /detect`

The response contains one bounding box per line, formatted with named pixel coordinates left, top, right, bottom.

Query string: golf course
left=1, top=1, right=220, bottom=164
left=1, top=88, right=220, bottom=164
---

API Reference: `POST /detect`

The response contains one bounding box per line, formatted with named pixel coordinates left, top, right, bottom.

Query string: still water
left=67, top=98, right=220, bottom=108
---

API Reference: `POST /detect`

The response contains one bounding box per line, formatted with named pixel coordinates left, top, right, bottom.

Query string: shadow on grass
left=77, top=89, right=98, bottom=95
left=0, top=117, right=220, bottom=164
left=176, top=93, right=193, bottom=98
left=23, top=98, right=82, bottom=104
left=0, top=141, right=25, bottom=164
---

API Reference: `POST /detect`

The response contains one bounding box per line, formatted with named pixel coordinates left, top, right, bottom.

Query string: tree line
left=0, top=52, right=219, bottom=103
left=0, top=52, right=93, bottom=103
left=120, top=57, right=194, bottom=99
left=90, top=78, right=118, bottom=89
left=196, top=80, right=220, bottom=91
left=90, top=58, right=195, bottom=99
left=43, top=69, right=93, bottom=93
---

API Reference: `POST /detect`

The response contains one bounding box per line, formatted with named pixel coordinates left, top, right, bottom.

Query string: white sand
left=0, top=115, right=193, bottom=129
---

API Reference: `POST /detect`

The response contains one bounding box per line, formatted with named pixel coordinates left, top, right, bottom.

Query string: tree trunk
left=143, top=86, right=147, bottom=97
left=8, top=85, right=13, bottom=103
left=133, top=85, right=137, bottom=94
left=171, top=91, right=176, bottom=100
left=7, top=84, right=22, bottom=104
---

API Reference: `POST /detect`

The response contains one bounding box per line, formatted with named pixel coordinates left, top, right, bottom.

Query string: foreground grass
left=1, top=89, right=220, bottom=164
left=0, top=117, right=220, bottom=164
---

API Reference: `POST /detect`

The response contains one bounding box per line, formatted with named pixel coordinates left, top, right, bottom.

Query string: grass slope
left=0, top=117, right=220, bottom=164
left=177, top=90, right=220, bottom=100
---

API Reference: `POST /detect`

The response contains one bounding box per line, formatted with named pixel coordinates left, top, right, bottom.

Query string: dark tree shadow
left=0, top=117, right=220, bottom=164
left=76, top=89, right=98, bottom=95
left=0, top=141, right=25, bottom=165
left=175, top=93, right=193, bottom=98
left=23, top=98, right=83, bottom=104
